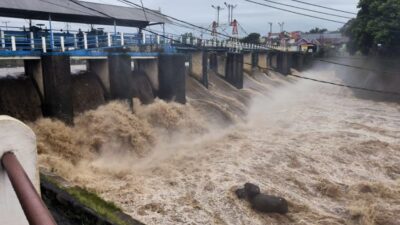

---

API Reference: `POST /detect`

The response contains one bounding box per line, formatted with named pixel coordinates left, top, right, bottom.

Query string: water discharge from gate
left=30, top=66, right=400, bottom=225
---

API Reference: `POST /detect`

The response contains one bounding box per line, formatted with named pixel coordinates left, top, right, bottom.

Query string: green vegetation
left=308, top=27, right=328, bottom=34
left=240, top=33, right=261, bottom=44
left=42, top=174, right=132, bottom=225
left=66, top=186, right=129, bottom=225
left=343, top=0, right=400, bottom=55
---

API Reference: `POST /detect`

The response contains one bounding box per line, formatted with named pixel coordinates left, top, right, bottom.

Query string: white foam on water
left=31, top=67, right=400, bottom=225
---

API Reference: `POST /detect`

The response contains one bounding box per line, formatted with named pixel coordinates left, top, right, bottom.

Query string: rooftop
left=0, top=0, right=168, bottom=28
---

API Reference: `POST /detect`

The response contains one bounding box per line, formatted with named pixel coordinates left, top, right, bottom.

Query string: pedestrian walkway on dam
left=0, top=0, right=301, bottom=59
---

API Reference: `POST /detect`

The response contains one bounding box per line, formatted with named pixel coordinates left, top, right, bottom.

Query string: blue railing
left=0, top=28, right=302, bottom=54
left=0, top=30, right=167, bottom=53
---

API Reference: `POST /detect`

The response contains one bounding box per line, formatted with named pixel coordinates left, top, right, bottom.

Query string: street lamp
left=224, top=2, right=237, bottom=25
left=278, top=22, right=285, bottom=32
left=211, top=5, right=224, bottom=26
left=268, top=22, right=273, bottom=36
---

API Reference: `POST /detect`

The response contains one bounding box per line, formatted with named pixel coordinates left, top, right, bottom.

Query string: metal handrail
left=1, top=152, right=57, bottom=225
left=0, top=27, right=301, bottom=53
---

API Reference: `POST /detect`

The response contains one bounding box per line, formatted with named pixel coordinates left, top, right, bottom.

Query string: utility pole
left=224, top=2, right=237, bottom=25
left=211, top=5, right=224, bottom=27
left=278, top=22, right=285, bottom=32
left=268, top=22, right=273, bottom=36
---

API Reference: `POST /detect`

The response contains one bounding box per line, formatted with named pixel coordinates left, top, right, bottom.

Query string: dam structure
left=0, top=0, right=309, bottom=124
left=0, top=1, right=312, bottom=223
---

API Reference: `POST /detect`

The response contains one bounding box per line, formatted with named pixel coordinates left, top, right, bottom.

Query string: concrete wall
left=225, top=53, right=244, bottom=89
left=278, top=52, right=292, bottom=75
left=87, top=59, right=110, bottom=96
left=0, top=116, right=38, bottom=225
left=252, top=53, right=259, bottom=70
left=24, top=60, right=44, bottom=99
left=108, top=54, right=133, bottom=100
left=135, top=59, right=159, bottom=93
left=217, top=53, right=226, bottom=76
left=258, top=53, right=268, bottom=72
left=41, top=55, right=73, bottom=124
left=189, top=51, right=208, bottom=88
left=190, top=52, right=204, bottom=80
left=209, top=52, right=218, bottom=73
left=243, top=53, right=252, bottom=74
left=269, top=52, right=278, bottom=70
left=291, top=53, right=304, bottom=71
left=158, top=54, right=186, bottom=104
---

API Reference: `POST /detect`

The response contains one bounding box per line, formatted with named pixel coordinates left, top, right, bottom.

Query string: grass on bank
left=42, top=174, right=132, bottom=225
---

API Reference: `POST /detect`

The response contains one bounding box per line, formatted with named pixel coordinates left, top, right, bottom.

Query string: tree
left=240, top=33, right=261, bottom=44
left=309, top=27, right=327, bottom=34
left=343, top=0, right=400, bottom=55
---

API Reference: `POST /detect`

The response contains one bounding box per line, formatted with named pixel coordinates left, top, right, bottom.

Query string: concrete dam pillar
left=258, top=52, right=268, bottom=73
left=225, top=53, right=244, bottom=89
left=277, top=52, right=292, bottom=75
left=252, top=52, right=259, bottom=71
left=41, top=55, right=73, bottom=124
left=244, top=52, right=259, bottom=74
left=189, top=51, right=208, bottom=88
left=209, top=52, right=218, bottom=73
left=24, top=60, right=44, bottom=99
left=292, top=53, right=304, bottom=71
left=108, top=54, right=133, bottom=100
left=268, top=52, right=277, bottom=71
left=0, top=116, right=39, bottom=225
left=217, top=53, right=226, bottom=76
left=243, top=52, right=252, bottom=74
left=87, top=59, right=110, bottom=97
left=304, top=54, right=313, bottom=68
left=158, top=54, right=186, bottom=104
left=135, top=59, right=160, bottom=94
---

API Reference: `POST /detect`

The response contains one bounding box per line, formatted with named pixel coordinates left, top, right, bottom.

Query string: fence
left=0, top=29, right=301, bottom=53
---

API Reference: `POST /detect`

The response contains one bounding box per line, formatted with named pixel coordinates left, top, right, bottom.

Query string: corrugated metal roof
left=0, top=0, right=168, bottom=27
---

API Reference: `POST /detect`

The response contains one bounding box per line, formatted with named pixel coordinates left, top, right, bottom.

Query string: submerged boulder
left=235, top=182, right=289, bottom=214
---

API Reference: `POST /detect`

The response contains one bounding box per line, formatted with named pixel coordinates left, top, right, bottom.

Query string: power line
left=238, top=23, right=249, bottom=35
left=288, top=73, right=400, bottom=96
left=224, top=2, right=237, bottom=24
left=115, top=0, right=238, bottom=39
left=247, top=57, right=398, bottom=75
left=67, top=0, right=115, bottom=18
left=258, top=0, right=353, bottom=19
left=242, top=0, right=346, bottom=24
left=212, top=5, right=224, bottom=26
left=139, top=0, right=149, bottom=22
left=317, top=59, right=399, bottom=75
left=328, top=56, right=400, bottom=63
left=291, top=0, right=357, bottom=16
left=67, top=0, right=199, bottom=39
left=244, top=62, right=400, bottom=96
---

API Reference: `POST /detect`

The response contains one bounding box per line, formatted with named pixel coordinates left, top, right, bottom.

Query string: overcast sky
left=1, top=0, right=359, bottom=37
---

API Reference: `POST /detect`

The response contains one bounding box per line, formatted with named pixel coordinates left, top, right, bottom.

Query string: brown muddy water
left=30, top=66, right=400, bottom=225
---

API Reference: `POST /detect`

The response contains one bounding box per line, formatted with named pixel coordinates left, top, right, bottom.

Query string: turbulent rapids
left=30, top=66, right=400, bottom=225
